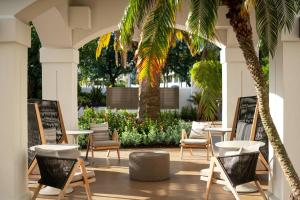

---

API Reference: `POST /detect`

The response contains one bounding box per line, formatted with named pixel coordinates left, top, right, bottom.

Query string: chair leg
left=117, top=149, right=120, bottom=160
left=189, top=148, right=193, bottom=155
left=205, top=159, right=215, bottom=200
left=32, top=184, right=42, bottom=200
left=79, top=159, right=93, bottom=200
left=57, top=190, right=65, bottom=200
left=214, top=159, right=240, bottom=200
left=91, top=148, right=94, bottom=164
left=206, top=148, right=209, bottom=160
left=85, top=140, right=90, bottom=160
left=254, top=180, right=267, bottom=200
left=223, top=184, right=240, bottom=200
left=210, top=144, right=214, bottom=157
left=106, top=150, right=110, bottom=157
left=180, top=147, right=183, bottom=160
left=83, top=181, right=93, bottom=200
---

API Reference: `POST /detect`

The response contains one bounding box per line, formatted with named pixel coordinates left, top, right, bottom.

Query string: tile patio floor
left=32, top=148, right=268, bottom=200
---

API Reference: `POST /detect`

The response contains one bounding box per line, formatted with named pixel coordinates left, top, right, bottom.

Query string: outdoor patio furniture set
left=180, top=96, right=269, bottom=199
left=27, top=96, right=269, bottom=200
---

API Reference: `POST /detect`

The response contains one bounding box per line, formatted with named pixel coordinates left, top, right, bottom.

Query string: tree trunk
left=224, top=1, right=300, bottom=199
left=138, top=73, right=160, bottom=120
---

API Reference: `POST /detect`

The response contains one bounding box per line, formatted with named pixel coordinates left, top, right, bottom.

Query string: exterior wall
left=40, top=47, right=79, bottom=129
left=0, top=17, right=31, bottom=200
left=179, top=88, right=193, bottom=110
left=220, top=31, right=256, bottom=128
left=269, top=39, right=300, bottom=200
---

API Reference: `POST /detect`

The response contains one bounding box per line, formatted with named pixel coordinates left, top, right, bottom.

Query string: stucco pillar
left=40, top=47, right=78, bottom=130
left=269, top=38, right=300, bottom=200
left=220, top=46, right=256, bottom=128
left=0, top=17, right=31, bottom=200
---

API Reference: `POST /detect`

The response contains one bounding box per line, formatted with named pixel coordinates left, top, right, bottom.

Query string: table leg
left=85, top=139, right=90, bottom=160
left=84, top=139, right=90, bottom=165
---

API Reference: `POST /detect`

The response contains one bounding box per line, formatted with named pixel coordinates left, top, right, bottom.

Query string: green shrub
left=180, top=106, right=197, bottom=121
left=78, top=108, right=191, bottom=148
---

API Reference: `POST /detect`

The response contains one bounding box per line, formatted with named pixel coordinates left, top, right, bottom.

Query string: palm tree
left=119, top=0, right=300, bottom=198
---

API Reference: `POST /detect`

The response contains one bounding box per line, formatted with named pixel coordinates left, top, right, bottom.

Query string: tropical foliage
left=78, top=33, right=136, bottom=87
left=28, top=23, right=42, bottom=99
left=163, top=39, right=199, bottom=86
left=119, top=0, right=300, bottom=198
left=190, top=60, right=222, bottom=121
left=180, top=105, right=198, bottom=121
left=78, top=108, right=190, bottom=148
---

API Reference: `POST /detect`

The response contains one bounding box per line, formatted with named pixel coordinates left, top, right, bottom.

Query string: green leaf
left=190, top=60, right=222, bottom=121
left=186, top=0, right=219, bottom=40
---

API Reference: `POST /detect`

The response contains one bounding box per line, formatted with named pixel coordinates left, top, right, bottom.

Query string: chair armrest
left=181, top=129, right=188, bottom=140
left=112, top=130, right=119, bottom=142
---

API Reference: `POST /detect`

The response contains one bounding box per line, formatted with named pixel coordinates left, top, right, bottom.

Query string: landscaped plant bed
left=78, top=108, right=191, bottom=148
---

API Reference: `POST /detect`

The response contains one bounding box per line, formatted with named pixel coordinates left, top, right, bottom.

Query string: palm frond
left=175, top=30, right=184, bottom=41
left=95, top=32, right=111, bottom=59
left=119, top=0, right=155, bottom=49
left=276, top=0, right=297, bottom=31
left=186, top=0, right=219, bottom=40
left=136, top=0, right=181, bottom=84
left=296, top=0, right=300, bottom=13
left=255, top=0, right=280, bottom=57
left=183, top=32, right=205, bottom=56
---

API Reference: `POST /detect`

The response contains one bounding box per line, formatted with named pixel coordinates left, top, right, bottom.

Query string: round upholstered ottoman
left=129, top=151, right=170, bottom=181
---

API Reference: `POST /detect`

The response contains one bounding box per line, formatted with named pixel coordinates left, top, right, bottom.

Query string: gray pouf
left=129, top=151, right=170, bottom=181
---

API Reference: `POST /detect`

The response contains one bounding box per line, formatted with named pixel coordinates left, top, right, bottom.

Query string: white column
left=220, top=46, right=256, bottom=128
left=0, top=17, right=31, bottom=200
left=269, top=39, right=300, bottom=200
left=40, top=47, right=79, bottom=130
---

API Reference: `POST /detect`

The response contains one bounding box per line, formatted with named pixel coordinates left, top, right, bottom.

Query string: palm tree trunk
left=138, top=73, right=160, bottom=120
left=224, top=2, right=300, bottom=199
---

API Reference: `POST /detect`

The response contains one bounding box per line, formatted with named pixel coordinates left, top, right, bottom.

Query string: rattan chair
left=27, top=100, right=69, bottom=180
left=32, top=151, right=95, bottom=200
left=205, top=152, right=267, bottom=200
left=180, top=121, right=211, bottom=160
left=86, top=122, right=120, bottom=163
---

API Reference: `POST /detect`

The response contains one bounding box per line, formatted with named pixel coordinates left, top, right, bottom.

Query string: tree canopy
left=78, top=33, right=136, bottom=87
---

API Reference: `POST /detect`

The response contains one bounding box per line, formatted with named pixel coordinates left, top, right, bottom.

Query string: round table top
left=66, top=130, right=93, bottom=135
left=204, top=127, right=232, bottom=132
left=30, top=144, right=79, bottom=151
left=215, top=140, right=265, bottom=149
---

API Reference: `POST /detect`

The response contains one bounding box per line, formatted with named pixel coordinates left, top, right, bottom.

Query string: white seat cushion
left=93, top=140, right=120, bottom=147
left=72, top=170, right=95, bottom=183
left=180, top=138, right=207, bottom=145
